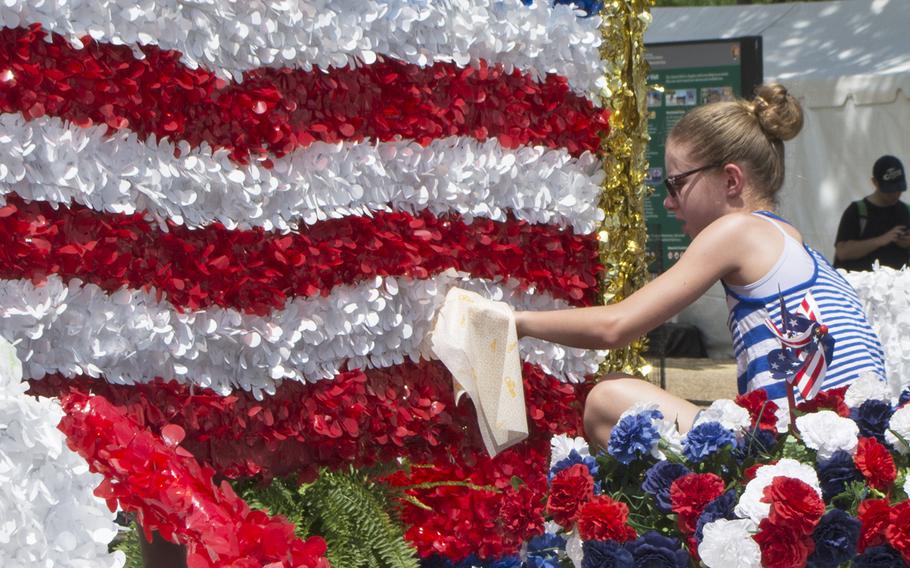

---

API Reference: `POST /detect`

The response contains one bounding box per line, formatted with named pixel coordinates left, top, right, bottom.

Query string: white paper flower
left=698, top=518, right=761, bottom=568
left=0, top=338, right=124, bottom=567
left=565, top=528, right=583, bottom=568
left=796, top=410, right=860, bottom=460
left=694, top=399, right=751, bottom=436
left=886, top=404, right=910, bottom=455
left=734, top=459, right=822, bottom=524
left=845, top=373, right=892, bottom=408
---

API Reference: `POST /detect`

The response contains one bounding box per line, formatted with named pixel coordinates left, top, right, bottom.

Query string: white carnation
left=734, top=459, right=822, bottom=524
left=550, top=435, right=591, bottom=468
left=885, top=404, right=910, bottom=455
left=694, top=400, right=751, bottom=436
left=698, top=518, right=761, bottom=568
left=845, top=373, right=891, bottom=408
left=796, top=410, right=859, bottom=460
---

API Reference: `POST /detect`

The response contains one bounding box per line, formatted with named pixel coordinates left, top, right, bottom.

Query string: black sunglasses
left=664, top=163, right=724, bottom=199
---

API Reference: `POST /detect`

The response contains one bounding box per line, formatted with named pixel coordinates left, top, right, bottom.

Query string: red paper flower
left=670, top=473, right=725, bottom=535
left=857, top=498, right=892, bottom=552
left=546, top=463, right=594, bottom=528
left=576, top=495, right=638, bottom=543
left=498, top=485, right=545, bottom=538
left=760, top=476, right=825, bottom=536
left=854, top=437, right=897, bottom=491
left=795, top=386, right=850, bottom=417
left=30, top=360, right=587, bottom=481
left=753, top=518, right=815, bottom=568
left=57, top=391, right=329, bottom=567
left=735, top=389, right=780, bottom=432
left=886, top=500, right=910, bottom=563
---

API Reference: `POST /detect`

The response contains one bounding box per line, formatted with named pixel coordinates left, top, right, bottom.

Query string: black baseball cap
left=873, top=155, right=906, bottom=193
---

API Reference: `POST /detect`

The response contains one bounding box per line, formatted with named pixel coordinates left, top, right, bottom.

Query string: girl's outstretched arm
left=515, top=214, right=752, bottom=350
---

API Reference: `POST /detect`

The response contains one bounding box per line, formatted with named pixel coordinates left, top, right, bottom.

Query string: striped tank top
left=723, top=211, right=886, bottom=405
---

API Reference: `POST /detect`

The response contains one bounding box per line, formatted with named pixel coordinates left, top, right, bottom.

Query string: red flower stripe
left=58, top=391, right=330, bottom=568
left=383, top=435, right=553, bottom=560
left=0, top=194, right=600, bottom=314
left=30, top=359, right=590, bottom=480
left=0, top=25, right=609, bottom=163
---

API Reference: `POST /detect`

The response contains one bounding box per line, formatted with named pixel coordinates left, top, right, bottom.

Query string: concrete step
left=646, top=357, right=739, bottom=405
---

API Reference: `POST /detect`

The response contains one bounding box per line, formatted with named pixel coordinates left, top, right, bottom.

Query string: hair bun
left=751, top=83, right=803, bottom=142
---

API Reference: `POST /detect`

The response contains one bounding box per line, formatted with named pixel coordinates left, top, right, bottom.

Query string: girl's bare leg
left=583, top=373, right=701, bottom=451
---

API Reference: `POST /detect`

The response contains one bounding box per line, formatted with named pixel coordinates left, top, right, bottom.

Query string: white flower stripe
left=1, top=0, right=607, bottom=100
left=0, top=114, right=605, bottom=235
left=2, top=273, right=605, bottom=398
left=0, top=337, right=124, bottom=568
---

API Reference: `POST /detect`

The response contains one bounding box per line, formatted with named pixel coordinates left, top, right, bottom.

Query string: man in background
left=834, top=155, right=910, bottom=271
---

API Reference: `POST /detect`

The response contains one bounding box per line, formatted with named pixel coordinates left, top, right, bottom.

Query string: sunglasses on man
left=664, top=163, right=724, bottom=200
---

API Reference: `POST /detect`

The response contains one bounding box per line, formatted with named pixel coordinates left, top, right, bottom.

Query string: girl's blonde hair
left=668, top=83, right=804, bottom=197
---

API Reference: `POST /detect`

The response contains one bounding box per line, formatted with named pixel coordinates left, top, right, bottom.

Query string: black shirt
left=834, top=198, right=910, bottom=271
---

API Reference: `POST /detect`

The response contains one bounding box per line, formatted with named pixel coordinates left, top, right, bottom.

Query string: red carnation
left=754, top=519, right=815, bottom=568
left=760, top=476, right=825, bottom=536
left=577, top=495, right=638, bottom=542
left=858, top=498, right=893, bottom=552
left=735, top=390, right=780, bottom=432
left=886, top=500, right=910, bottom=564
left=546, top=464, right=594, bottom=527
left=670, top=473, right=725, bottom=535
left=854, top=437, right=897, bottom=491
left=795, top=386, right=850, bottom=417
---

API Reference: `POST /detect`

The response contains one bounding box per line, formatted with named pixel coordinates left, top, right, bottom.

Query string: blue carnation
left=608, top=410, right=662, bottom=465
left=550, top=449, right=599, bottom=482
left=852, top=399, right=894, bottom=443
left=526, top=556, right=560, bottom=568
left=642, top=460, right=690, bottom=513
left=695, top=490, right=738, bottom=544
left=733, top=427, right=778, bottom=461
left=817, top=450, right=863, bottom=502
left=489, top=557, right=522, bottom=568
left=581, top=540, right=633, bottom=568
left=624, top=531, right=689, bottom=568
left=682, top=421, right=736, bottom=463
left=527, top=533, right=567, bottom=556
left=899, top=389, right=910, bottom=407
left=807, top=509, right=861, bottom=568
left=852, top=545, right=910, bottom=568
left=419, top=555, right=454, bottom=568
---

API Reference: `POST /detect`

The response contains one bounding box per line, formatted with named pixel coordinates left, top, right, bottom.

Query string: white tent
left=645, top=0, right=910, bottom=357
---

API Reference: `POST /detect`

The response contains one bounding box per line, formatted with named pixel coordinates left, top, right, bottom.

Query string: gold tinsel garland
left=598, top=0, right=653, bottom=378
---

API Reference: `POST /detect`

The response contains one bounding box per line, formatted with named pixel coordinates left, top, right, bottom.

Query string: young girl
left=515, top=83, right=887, bottom=448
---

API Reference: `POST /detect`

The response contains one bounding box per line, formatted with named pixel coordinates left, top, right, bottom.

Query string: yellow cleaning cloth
left=429, top=287, right=528, bottom=456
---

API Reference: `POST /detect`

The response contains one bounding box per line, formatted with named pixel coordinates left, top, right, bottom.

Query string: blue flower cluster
left=852, top=399, right=894, bottom=444
left=807, top=509, right=861, bottom=568
left=608, top=409, right=663, bottom=465
left=641, top=460, right=690, bottom=513
left=817, top=449, right=863, bottom=501
left=582, top=532, right=688, bottom=568
left=682, top=421, right=736, bottom=463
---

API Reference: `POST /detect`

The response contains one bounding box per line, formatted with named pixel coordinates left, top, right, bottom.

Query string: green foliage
left=109, top=522, right=144, bottom=568
left=235, top=467, right=420, bottom=568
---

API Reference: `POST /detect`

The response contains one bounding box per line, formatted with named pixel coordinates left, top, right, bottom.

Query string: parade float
left=2, top=1, right=909, bottom=567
